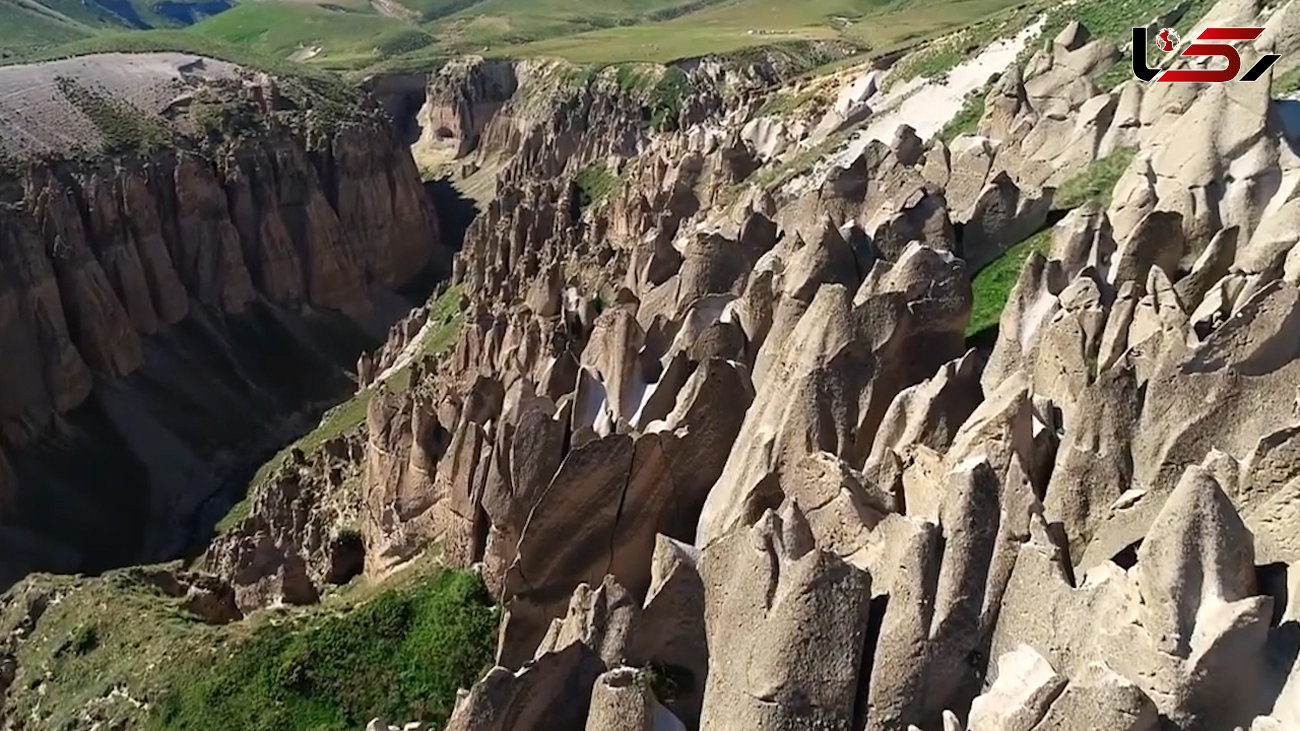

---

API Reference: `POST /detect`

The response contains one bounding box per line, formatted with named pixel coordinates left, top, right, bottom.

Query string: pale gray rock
left=967, top=645, right=1066, bottom=731
left=869, top=351, right=985, bottom=464
left=533, top=577, right=639, bottom=668
left=585, top=667, right=687, bottom=731
left=960, top=172, right=1053, bottom=274
left=699, top=505, right=872, bottom=731
left=1030, top=662, right=1158, bottom=731
left=443, top=644, right=604, bottom=731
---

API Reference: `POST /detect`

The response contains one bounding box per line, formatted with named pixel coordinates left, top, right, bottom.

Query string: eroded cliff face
left=0, top=57, right=447, bottom=587
left=24, top=11, right=1300, bottom=728
left=414, top=46, right=852, bottom=187
left=342, top=14, right=1300, bottom=730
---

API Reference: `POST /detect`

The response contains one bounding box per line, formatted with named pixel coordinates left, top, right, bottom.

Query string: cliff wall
left=0, top=54, right=448, bottom=587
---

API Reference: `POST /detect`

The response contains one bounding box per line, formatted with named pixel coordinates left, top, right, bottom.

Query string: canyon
left=0, top=54, right=449, bottom=586
left=2, top=0, right=1300, bottom=729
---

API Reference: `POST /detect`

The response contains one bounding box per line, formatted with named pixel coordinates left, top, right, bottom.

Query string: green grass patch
left=385, top=284, right=465, bottom=392
left=575, top=163, right=621, bottom=211
left=3, top=564, right=497, bottom=731
left=9, top=0, right=1027, bottom=74
left=1093, top=59, right=1133, bottom=91
left=1274, top=64, right=1300, bottom=95
left=148, top=569, right=498, bottom=730
left=375, top=27, right=434, bottom=57
left=967, top=227, right=1052, bottom=337
left=8, top=28, right=343, bottom=81
left=0, top=0, right=93, bottom=57
left=188, top=2, right=410, bottom=69
left=649, top=66, right=688, bottom=129
left=937, top=84, right=988, bottom=142
left=758, top=85, right=831, bottom=117
left=1053, top=146, right=1135, bottom=209
left=482, top=0, right=1020, bottom=65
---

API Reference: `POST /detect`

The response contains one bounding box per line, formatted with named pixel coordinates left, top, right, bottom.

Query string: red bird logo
left=1155, top=27, right=1180, bottom=52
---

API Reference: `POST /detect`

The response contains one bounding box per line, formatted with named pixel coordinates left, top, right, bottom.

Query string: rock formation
left=395, top=5, right=1300, bottom=727
left=7, top=2, right=1300, bottom=729
left=0, top=55, right=447, bottom=588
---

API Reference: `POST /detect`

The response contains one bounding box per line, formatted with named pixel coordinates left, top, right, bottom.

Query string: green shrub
left=192, top=97, right=266, bottom=141
left=649, top=67, right=688, bottom=130
left=148, top=569, right=499, bottom=730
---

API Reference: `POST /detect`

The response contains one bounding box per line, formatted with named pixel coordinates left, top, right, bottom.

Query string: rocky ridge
left=4, top=0, right=1300, bottom=728
left=358, top=4, right=1296, bottom=728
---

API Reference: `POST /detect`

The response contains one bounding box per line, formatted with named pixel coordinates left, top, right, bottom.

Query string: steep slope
left=0, top=0, right=231, bottom=56
left=0, top=53, right=449, bottom=588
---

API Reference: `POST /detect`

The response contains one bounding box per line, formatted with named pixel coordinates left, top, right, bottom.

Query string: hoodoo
left=0, top=0, right=1298, bottom=729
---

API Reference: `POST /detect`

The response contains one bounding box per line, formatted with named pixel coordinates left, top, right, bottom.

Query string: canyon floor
left=3, top=0, right=1300, bottom=729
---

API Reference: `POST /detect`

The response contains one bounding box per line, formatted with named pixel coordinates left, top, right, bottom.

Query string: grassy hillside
left=7, top=0, right=1031, bottom=74
left=188, top=1, right=418, bottom=68
left=0, top=0, right=91, bottom=56
left=0, top=0, right=230, bottom=56
left=2, top=559, right=497, bottom=730
left=443, top=0, right=1024, bottom=64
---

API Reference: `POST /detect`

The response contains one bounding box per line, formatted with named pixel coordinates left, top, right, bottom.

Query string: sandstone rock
left=946, top=137, right=998, bottom=219
left=959, top=173, right=1052, bottom=274
left=993, top=466, right=1275, bottom=730
left=699, top=505, right=872, bottom=731
left=967, top=645, right=1066, bottom=731
left=534, top=577, right=639, bottom=668
left=1031, top=662, right=1158, bottom=731
left=869, top=350, right=985, bottom=464
left=783, top=451, right=894, bottom=567
left=581, top=306, right=650, bottom=426
left=443, top=643, right=604, bottom=731
left=697, top=285, right=866, bottom=546
left=981, top=253, right=1066, bottom=387
left=585, top=667, right=687, bottom=731
left=629, top=536, right=708, bottom=729
left=865, top=518, right=943, bottom=730
left=652, top=358, right=754, bottom=540
left=1043, top=366, right=1141, bottom=564
left=1135, top=465, right=1258, bottom=658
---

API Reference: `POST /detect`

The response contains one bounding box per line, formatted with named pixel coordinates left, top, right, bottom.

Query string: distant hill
left=4, top=0, right=1026, bottom=76
left=0, top=0, right=231, bottom=57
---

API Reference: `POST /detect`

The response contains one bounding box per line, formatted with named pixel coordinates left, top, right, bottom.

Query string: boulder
left=967, top=645, right=1066, bottom=731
